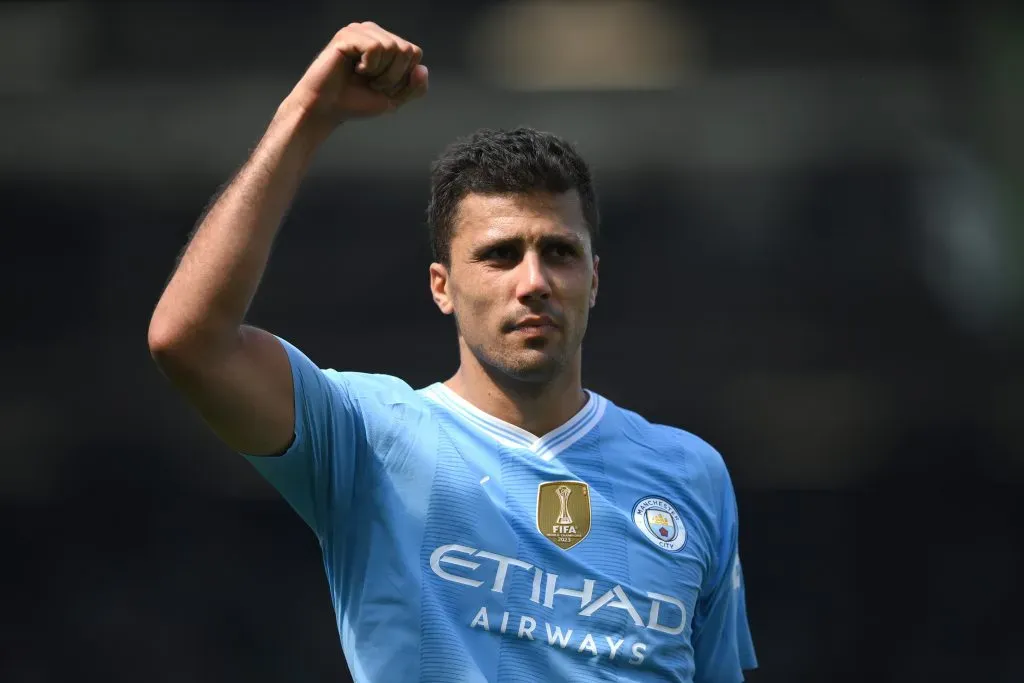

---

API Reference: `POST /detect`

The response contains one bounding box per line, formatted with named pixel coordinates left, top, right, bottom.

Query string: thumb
left=394, top=64, right=430, bottom=104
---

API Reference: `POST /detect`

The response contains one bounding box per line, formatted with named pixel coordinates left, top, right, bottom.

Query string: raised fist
left=285, top=22, right=428, bottom=132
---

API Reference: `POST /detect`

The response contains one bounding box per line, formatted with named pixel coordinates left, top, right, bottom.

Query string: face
left=429, top=191, right=599, bottom=383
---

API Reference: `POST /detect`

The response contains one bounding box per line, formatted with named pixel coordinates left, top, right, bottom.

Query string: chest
left=378, top=423, right=715, bottom=640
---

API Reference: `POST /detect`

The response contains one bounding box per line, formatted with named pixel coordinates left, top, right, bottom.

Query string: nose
left=515, top=250, right=552, bottom=302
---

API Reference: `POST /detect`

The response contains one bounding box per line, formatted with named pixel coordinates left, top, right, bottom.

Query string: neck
left=445, top=346, right=587, bottom=438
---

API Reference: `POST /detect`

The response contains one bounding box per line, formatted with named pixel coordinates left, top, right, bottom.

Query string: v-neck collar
left=421, top=383, right=607, bottom=461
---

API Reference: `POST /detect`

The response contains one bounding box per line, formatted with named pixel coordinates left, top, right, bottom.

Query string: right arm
left=147, top=22, right=428, bottom=456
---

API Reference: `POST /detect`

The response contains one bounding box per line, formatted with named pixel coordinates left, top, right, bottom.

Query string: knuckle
left=360, top=21, right=380, bottom=29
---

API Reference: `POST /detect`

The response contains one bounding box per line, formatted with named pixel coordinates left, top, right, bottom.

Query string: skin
left=429, top=191, right=600, bottom=437
left=148, top=23, right=429, bottom=456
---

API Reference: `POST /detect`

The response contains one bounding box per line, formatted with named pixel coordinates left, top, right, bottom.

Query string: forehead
left=451, top=191, right=589, bottom=247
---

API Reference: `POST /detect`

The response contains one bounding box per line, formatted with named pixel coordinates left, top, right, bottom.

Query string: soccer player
left=148, top=21, right=757, bottom=683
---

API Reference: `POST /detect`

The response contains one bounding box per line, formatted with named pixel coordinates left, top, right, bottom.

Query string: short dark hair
left=426, top=127, right=599, bottom=265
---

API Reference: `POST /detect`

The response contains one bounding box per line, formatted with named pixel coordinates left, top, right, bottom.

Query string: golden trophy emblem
left=537, top=481, right=591, bottom=550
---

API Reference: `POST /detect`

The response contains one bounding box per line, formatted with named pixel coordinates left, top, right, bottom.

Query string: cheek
left=558, top=272, right=594, bottom=305
left=460, top=273, right=507, bottom=305
left=457, top=289, right=494, bottom=319
left=451, top=278, right=503, bottom=324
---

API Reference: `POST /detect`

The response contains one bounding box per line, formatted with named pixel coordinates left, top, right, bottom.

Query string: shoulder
left=277, top=337, right=430, bottom=424
left=319, top=370, right=439, bottom=432
left=322, top=369, right=421, bottom=404
left=274, top=336, right=416, bottom=403
left=603, top=396, right=733, bottom=493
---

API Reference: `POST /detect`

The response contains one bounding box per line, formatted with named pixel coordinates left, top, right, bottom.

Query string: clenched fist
left=283, top=22, right=428, bottom=134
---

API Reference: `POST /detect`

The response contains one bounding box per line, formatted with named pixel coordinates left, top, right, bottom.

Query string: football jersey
left=244, top=337, right=757, bottom=683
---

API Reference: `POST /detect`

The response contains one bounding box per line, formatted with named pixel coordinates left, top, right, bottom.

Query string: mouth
left=512, top=316, right=558, bottom=331
left=507, top=316, right=559, bottom=342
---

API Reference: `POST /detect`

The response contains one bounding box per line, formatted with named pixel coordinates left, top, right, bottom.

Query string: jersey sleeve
left=692, top=454, right=758, bottom=683
left=240, top=336, right=404, bottom=540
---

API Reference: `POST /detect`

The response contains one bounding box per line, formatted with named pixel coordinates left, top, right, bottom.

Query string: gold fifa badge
left=537, top=481, right=591, bottom=550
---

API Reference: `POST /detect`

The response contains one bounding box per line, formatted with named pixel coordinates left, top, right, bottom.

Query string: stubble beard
left=455, top=311, right=573, bottom=386
left=495, top=340, right=564, bottom=382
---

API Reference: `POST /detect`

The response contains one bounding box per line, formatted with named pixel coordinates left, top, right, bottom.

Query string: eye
left=546, top=242, right=578, bottom=261
left=482, top=244, right=520, bottom=263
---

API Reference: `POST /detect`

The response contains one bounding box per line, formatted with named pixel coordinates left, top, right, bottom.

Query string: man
left=149, top=21, right=757, bottom=683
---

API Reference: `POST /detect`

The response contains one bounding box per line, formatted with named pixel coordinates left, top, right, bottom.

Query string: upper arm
left=151, top=324, right=297, bottom=456
left=693, top=452, right=758, bottom=683
left=240, top=340, right=414, bottom=536
left=153, top=326, right=411, bottom=535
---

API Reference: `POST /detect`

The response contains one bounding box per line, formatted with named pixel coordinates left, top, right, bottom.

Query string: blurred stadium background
left=2, top=0, right=1023, bottom=681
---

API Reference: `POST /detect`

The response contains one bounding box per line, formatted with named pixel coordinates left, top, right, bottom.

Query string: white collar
left=421, top=383, right=607, bottom=461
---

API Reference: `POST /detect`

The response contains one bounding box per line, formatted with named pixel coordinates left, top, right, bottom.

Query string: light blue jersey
left=244, top=338, right=757, bottom=683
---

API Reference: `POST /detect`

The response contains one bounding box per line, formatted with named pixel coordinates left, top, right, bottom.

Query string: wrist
left=270, top=97, right=339, bottom=158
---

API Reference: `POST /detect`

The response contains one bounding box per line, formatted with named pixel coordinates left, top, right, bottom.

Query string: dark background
left=2, top=0, right=1022, bottom=681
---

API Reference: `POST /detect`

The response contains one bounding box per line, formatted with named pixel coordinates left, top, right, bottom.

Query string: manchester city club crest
left=633, top=497, right=686, bottom=552
left=537, top=481, right=591, bottom=550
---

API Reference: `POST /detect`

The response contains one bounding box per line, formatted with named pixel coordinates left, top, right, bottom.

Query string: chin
left=498, top=350, right=564, bottom=383
left=467, top=337, right=568, bottom=383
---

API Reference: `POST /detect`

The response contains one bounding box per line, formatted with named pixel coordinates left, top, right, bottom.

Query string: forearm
left=149, top=100, right=329, bottom=356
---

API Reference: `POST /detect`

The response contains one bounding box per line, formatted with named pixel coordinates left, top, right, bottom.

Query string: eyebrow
left=473, top=233, right=584, bottom=255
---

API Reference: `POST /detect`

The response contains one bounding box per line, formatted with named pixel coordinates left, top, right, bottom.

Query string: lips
left=514, top=316, right=557, bottom=329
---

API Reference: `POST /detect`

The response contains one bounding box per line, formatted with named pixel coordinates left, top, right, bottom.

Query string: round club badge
left=633, top=497, right=686, bottom=552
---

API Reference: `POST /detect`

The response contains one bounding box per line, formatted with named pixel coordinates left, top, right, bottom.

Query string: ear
left=589, top=255, right=600, bottom=308
left=429, top=262, right=455, bottom=315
